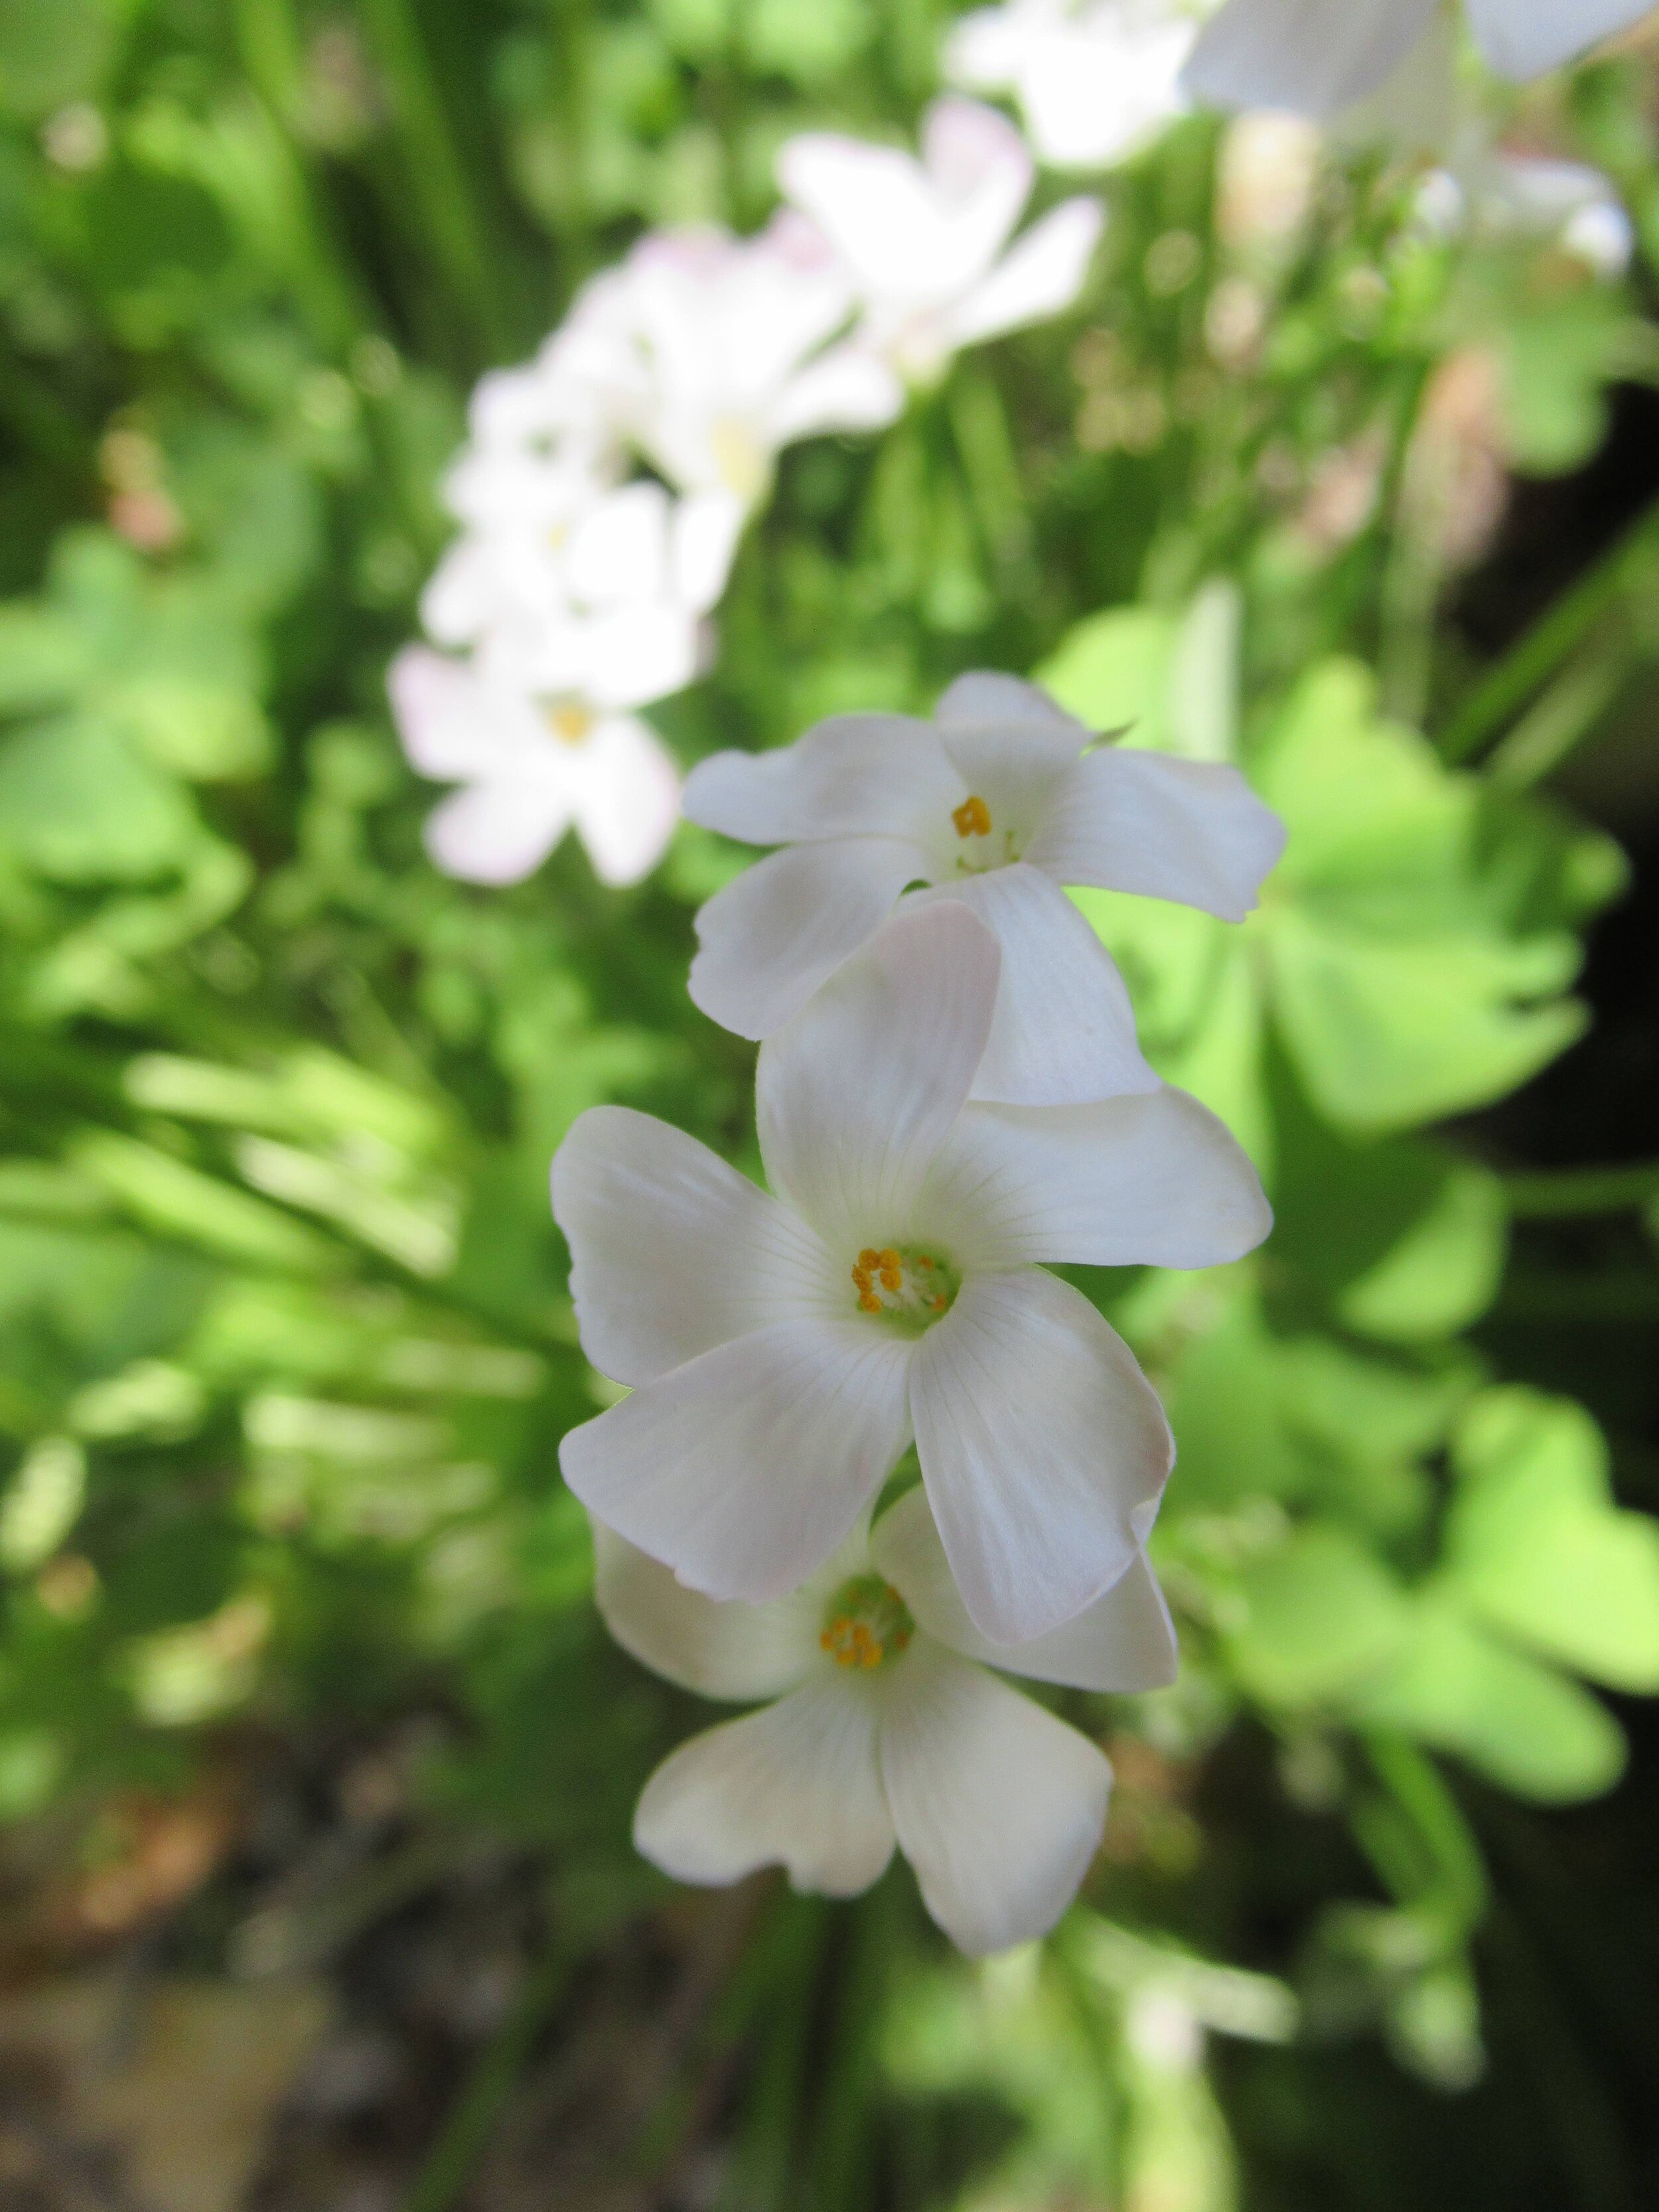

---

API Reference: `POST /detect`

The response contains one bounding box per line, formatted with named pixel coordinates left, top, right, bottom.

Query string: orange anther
left=877, top=1249, right=901, bottom=1272
left=858, top=1248, right=883, bottom=1270
left=952, top=794, right=992, bottom=839
left=851, top=1264, right=872, bottom=1291
left=858, top=1292, right=881, bottom=1315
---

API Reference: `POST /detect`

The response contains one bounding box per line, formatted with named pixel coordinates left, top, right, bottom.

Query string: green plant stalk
left=401, top=1947, right=571, bottom=2212
left=359, top=0, right=509, bottom=356
left=1504, top=1160, right=1659, bottom=1217
left=1439, top=486, right=1659, bottom=765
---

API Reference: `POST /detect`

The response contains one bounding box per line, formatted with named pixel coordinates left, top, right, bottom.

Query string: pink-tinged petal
left=778, top=133, right=956, bottom=299
left=682, top=717, right=962, bottom=846
left=1466, top=0, right=1653, bottom=80
left=917, top=867, right=1156, bottom=1106
left=1025, top=749, right=1286, bottom=921
left=560, top=1318, right=914, bottom=1604
left=944, top=196, right=1104, bottom=349
left=909, top=1267, right=1173, bottom=1644
left=921, top=1087, right=1271, bottom=1272
left=1183, top=0, right=1438, bottom=117
left=423, top=778, right=571, bottom=885
left=635, top=1677, right=895, bottom=1897
left=388, top=646, right=537, bottom=780
left=551, top=1107, right=836, bottom=1388
left=873, top=1487, right=1178, bottom=1694
left=688, top=836, right=928, bottom=1040
left=756, top=903, right=1001, bottom=1250
left=567, top=713, right=681, bottom=887
left=922, top=94, right=1035, bottom=271
left=879, top=1641, right=1109, bottom=1953
left=592, top=1520, right=823, bottom=1701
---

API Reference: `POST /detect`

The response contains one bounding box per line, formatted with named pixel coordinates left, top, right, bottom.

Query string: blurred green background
left=2, top=1, right=1659, bottom=2207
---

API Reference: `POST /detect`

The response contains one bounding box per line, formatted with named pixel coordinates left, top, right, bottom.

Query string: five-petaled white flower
left=388, top=642, right=681, bottom=889
left=1185, top=0, right=1655, bottom=128
left=682, top=672, right=1285, bottom=1108
left=948, top=0, right=1204, bottom=174
left=596, top=1485, right=1178, bottom=1953
left=555, top=901, right=1271, bottom=1645
left=777, top=97, right=1104, bottom=386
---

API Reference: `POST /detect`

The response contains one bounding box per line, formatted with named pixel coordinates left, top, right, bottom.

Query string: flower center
left=950, top=794, right=1017, bottom=872
left=820, top=1574, right=914, bottom=1671
left=711, top=417, right=770, bottom=504
left=851, top=1244, right=958, bottom=1331
left=544, top=700, right=594, bottom=745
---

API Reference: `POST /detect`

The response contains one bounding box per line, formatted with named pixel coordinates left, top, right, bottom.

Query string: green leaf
left=1337, top=1163, right=1507, bottom=1343
left=1354, top=1593, right=1626, bottom=1803
left=1221, top=1524, right=1410, bottom=1708
left=1161, top=1296, right=1305, bottom=1509
left=1037, top=607, right=1179, bottom=747
left=1443, top=1389, right=1659, bottom=1692
left=0, top=0, right=121, bottom=120
left=0, top=714, right=200, bottom=883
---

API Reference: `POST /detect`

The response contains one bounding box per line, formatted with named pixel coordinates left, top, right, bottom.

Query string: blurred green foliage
left=2, top=1, right=1659, bottom=2205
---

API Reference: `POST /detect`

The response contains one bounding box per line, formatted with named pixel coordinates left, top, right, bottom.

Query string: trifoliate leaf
left=1222, top=1524, right=1410, bottom=1708
left=0, top=714, right=200, bottom=882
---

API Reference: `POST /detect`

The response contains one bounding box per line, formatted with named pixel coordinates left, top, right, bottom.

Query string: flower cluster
left=389, top=99, right=1102, bottom=891
left=553, top=672, right=1284, bottom=1953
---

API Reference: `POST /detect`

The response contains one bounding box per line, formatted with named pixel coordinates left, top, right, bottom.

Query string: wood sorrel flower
left=948, top=0, right=1202, bottom=175
left=1185, top=0, right=1651, bottom=129
left=596, top=1487, right=1178, bottom=1954
left=777, top=97, right=1104, bottom=387
left=682, top=672, right=1285, bottom=1106
left=555, top=902, right=1270, bottom=1645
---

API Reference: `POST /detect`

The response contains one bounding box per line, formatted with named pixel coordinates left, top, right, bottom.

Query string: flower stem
left=1504, top=1161, right=1659, bottom=1218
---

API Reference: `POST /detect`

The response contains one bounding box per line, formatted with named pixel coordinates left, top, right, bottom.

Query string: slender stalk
left=401, top=1949, right=570, bottom=2212
left=1504, top=1161, right=1659, bottom=1218
left=359, top=0, right=508, bottom=356
left=1439, top=487, right=1659, bottom=765
left=1484, top=650, right=1627, bottom=791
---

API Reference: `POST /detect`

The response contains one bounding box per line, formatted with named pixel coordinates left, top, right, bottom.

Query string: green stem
left=401, top=1948, right=570, bottom=2212
left=1504, top=1161, right=1659, bottom=1218
left=359, top=0, right=508, bottom=356
left=1484, top=650, right=1626, bottom=792
left=1439, top=487, right=1659, bottom=765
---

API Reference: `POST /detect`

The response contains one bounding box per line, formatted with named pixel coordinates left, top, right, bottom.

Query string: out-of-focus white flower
left=947, top=0, right=1203, bottom=173
left=555, top=902, right=1271, bottom=1643
left=388, top=643, right=682, bottom=889
left=593, top=215, right=904, bottom=520
left=1185, top=0, right=1656, bottom=129
left=596, top=1489, right=1178, bottom=1953
left=778, top=96, right=1104, bottom=385
left=682, top=672, right=1285, bottom=1106
left=424, top=478, right=733, bottom=700
left=1215, top=111, right=1322, bottom=249
left=1417, top=153, right=1634, bottom=275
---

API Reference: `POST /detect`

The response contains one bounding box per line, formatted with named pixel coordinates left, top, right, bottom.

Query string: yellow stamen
left=952, top=794, right=992, bottom=840
left=547, top=701, right=593, bottom=745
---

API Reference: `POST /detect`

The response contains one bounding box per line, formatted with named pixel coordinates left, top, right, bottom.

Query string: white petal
left=565, top=481, right=672, bottom=606
left=423, top=778, right=571, bottom=885
left=879, top=1641, right=1109, bottom=1954
left=682, top=715, right=962, bottom=846
left=1183, top=0, right=1439, bottom=119
left=559, top=1318, right=914, bottom=1603
left=1025, top=750, right=1286, bottom=921
left=922, top=96, right=1036, bottom=279
left=593, top=1520, right=822, bottom=1700
left=388, top=646, right=535, bottom=780
left=673, top=492, right=747, bottom=611
left=944, top=196, right=1104, bottom=349
left=778, top=135, right=956, bottom=303
left=577, top=603, right=703, bottom=711
left=916, top=867, right=1155, bottom=1107
left=768, top=344, right=904, bottom=445
left=688, top=836, right=930, bottom=1040
left=567, top=714, right=681, bottom=887
left=635, top=1677, right=895, bottom=1897
left=551, top=1106, right=835, bottom=1387
left=921, top=1086, right=1272, bottom=1272
left=935, top=672, right=1088, bottom=735
left=755, top=903, right=1001, bottom=1250
left=1465, top=0, right=1652, bottom=80
left=909, top=1267, right=1173, bottom=1644
left=873, top=1486, right=1179, bottom=1694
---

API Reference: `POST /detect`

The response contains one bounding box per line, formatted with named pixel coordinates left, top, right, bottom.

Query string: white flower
left=777, top=96, right=1104, bottom=386
left=554, top=901, right=1271, bottom=1645
left=424, top=476, right=735, bottom=693
left=1185, top=0, right=1656, bottom=127
left=1419, top=151, right=1634, bottom=275
left=682, top=672, right=1285, bottom=1107
left=597, top=1487, right=1178, bottom=1954
left=388, top=644, right=680, bottom=888
left=590, top=215, right=904, bottom=520
left=948, top=0, right=1204, bottom=173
